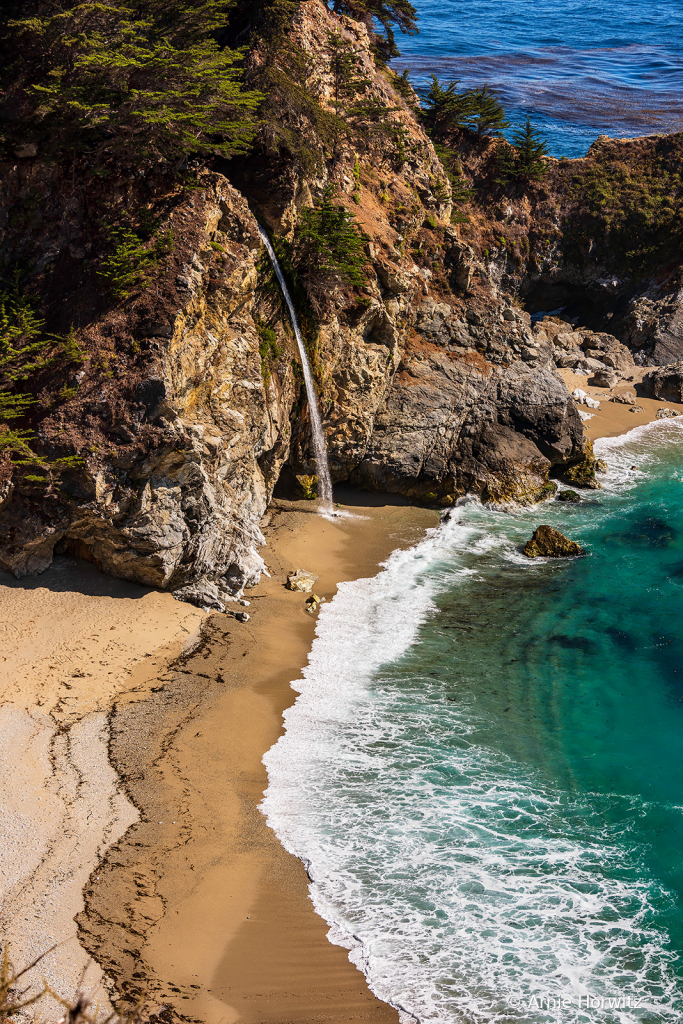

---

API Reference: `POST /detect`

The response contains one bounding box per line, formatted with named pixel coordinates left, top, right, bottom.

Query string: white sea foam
left=262, top=436, right=683, bottom=1024
left=595, top=417, right=683, bottom=491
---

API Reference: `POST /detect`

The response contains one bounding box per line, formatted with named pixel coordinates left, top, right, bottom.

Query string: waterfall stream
left=258, top=225, right=334, bottom=513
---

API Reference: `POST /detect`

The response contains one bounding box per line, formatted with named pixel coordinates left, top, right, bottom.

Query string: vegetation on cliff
left=294, top=184, right=370, bottom=313
left=0, top=0, right=261, bottom=166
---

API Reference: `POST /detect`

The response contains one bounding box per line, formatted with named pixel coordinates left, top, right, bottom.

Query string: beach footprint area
left=0, top=559, right=205, bottom=1018
left=0, top=501, right=433, bottom=1024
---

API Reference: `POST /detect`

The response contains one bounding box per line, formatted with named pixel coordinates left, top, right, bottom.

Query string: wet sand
left=63, top=494, right=437, bottom=1023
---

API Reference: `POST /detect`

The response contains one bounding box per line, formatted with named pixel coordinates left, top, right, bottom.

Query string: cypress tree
left=463, top=85, right=509, bottom=138
left=510, top=116, right=549, bottom=179
left=0, top=0, right=262, bottom=166
left=327, top=0, right=418, bottom=62
left=294, top=185, right=369, bottom=313
left=422, top=76, right=472, bottom=138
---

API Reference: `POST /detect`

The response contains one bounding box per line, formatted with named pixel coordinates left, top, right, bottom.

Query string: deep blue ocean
left=392, top=0, right=683, bottom=156
left=264, top=420, right=683, bottom=1023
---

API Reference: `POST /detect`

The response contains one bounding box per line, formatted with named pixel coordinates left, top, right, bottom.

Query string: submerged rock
left=523, top=525, right=584, bottom=558
left=557, top=490, right=582, bottom=503
left=286, top=569, right=319, bottom=592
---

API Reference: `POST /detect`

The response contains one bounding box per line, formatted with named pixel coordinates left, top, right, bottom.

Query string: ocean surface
left=263, top=419, right=683, bottom=1024
left=391, top=0, right=683, bottom=156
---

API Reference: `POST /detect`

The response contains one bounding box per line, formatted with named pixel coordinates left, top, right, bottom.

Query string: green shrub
left=98, top=226, right=174, bottom=300
left=293, top=185, right=370, bottom=314
left=256, top=320, right=281, bottom=384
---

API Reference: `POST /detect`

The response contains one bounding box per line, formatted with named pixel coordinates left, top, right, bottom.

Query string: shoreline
left=558, top=367, right=683, bottom=442
left=73, top=491, right=438, bottom=1023
left=1, top=406, right=675, bottom=1021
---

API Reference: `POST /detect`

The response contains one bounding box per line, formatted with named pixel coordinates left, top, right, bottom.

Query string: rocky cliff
left=2, top=0, right=675, bottom=605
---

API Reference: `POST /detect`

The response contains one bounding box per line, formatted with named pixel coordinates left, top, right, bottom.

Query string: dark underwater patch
left=547, top=634, right=598, bottom=653
left=616, top=516, right=678, bottom=548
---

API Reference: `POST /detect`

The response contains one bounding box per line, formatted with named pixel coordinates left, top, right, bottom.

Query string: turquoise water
left=263, top=421, right=683, bottom=1023
left=393, top=0, right=683, bottom=156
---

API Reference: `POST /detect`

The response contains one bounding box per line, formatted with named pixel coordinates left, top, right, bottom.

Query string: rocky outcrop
left=643, top=361, right=683, bottom=402
left=0, top=0, right=606, bottom=596
left=523, top=524, right=584, bottom=558
left=532, top=317, right=635, bottom=378
left=0, top=175, right=297, bottom=599
left=342, top=348, right=583, bottom=504
left=623, top=289, right=683, bottom=365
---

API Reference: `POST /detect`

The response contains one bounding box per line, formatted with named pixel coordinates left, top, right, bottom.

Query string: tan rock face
left=0, top=0, right=599, bottom=597
left=0, top=174, right=298, bottom=598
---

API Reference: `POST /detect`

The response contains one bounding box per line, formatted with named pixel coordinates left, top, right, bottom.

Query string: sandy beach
left=558, top=367, right=683, bottom=442
left=1, top=493, right=437, bottom=1023
left=0, top=562, right=206, bottom=1018
left=1, top=371, right=676, bottom=1022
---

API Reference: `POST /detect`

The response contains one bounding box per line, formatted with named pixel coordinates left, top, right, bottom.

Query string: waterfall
left=258, top=224, right=334, bottom=513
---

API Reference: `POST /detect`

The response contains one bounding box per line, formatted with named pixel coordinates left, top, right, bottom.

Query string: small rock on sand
left=286, top=570, right=319, bottom=592
left=611, top=391, right=637, bottom=405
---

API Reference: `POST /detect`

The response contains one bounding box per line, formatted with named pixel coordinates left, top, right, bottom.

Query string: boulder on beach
left=656, top=408, right=680, bottom=419
left=590, top=368, right=619, bottom=388
left=642, top=362, right=683, bottom=403
left=611, top=391, right=637, bottom=405
left=286, top=569, right=319, bottom=592
left=523, top=525, right=584, bottom=558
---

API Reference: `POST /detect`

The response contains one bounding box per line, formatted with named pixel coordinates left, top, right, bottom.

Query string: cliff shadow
left=0, top=554, right=151, bottom=599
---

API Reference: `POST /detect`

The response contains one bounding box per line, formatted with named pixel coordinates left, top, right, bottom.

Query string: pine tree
left=1, top=0, right=262, bottom=166
left=325, top=31, right=399, bottom=154
left=294, top=185, right=369, bottom=314
left=328, top=32, right=366, bottom=115
left=327, top=0, right=418, bottom=62
left=510, top=117, right=549, bottom=179
left=393, top=68, right=413, bottom=101
left=463, top=85, right=509, bottom=138
left=0, top=281, right=54, bottom=423
left=0, top=278, right=82, bottom=469
left=422, top=76, right=472, bottom=138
